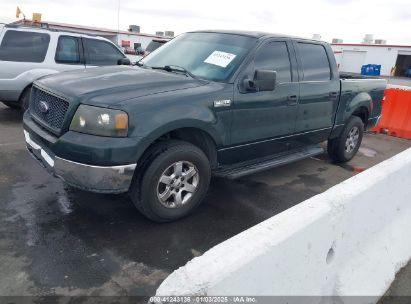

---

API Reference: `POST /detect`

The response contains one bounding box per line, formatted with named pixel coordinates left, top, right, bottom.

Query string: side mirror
left=253, top=70, right=277, bottom=91
left=118, top=58, right=131, bottom=66
left=242, top=70, right=277, bottom=92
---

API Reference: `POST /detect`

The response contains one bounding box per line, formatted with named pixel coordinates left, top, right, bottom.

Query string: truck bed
left=339, top=72, right=382, bottom=80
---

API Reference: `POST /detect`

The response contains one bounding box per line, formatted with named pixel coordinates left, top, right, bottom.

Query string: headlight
left=70, top=105, right=128, bottom=137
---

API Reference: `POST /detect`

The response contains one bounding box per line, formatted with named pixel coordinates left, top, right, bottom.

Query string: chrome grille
left=30, top=87, right=69, bottom=134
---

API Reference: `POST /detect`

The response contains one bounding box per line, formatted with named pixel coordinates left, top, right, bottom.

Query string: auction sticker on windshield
left=204, top=51, right=236, bottom=68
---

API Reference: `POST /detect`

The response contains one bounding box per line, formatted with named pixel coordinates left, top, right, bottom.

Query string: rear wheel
left=328, top=116, right=364, bottom=163
left=129, top=140, right=211, bottom=222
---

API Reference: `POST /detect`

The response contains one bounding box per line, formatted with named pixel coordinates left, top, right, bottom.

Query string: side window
left=254, top=42, right=292, bottom=83
left=55, top=36, right=81, bottom=64
left=83, top=38, right=125, bottom=65
left=0, top=30, right=50, bottom=63
left=297, top=43, right=331, bottom=81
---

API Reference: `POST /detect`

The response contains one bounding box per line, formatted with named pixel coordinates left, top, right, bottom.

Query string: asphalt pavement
left=1, top=103, right=410, bottom=298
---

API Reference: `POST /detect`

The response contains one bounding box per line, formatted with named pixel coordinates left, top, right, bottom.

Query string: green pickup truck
left=23, top=30, right=386, bottom=222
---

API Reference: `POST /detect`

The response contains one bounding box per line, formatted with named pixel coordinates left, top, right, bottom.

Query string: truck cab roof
left=189, top=30, right=299, bottom=38
left=188, top=29, right=315, bottom=42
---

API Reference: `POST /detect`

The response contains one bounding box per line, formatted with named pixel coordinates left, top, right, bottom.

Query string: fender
left=131, top=117, right=224, bottom=164
left=18, top=68, right=61, bottom=88
left=0, top=68, right=60, bottom=102
left=343, top=91, right=372, bottom=121
left=126, top=98, right=229, bottom=163
left=330, top=91, right=372, bottom=139
left=125, top=91, right=231, bottom=147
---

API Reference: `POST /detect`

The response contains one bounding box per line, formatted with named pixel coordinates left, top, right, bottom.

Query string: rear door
left=82, top=37, right=126, bottom=67
left=222, top=39, right=299, bottom=164
left=291, top=41, right=340, bottom=147
left=54, top=35, right=86, bottom=71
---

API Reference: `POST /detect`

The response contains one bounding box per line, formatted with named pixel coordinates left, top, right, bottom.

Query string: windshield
left=140, top=32, right=256, bottom=82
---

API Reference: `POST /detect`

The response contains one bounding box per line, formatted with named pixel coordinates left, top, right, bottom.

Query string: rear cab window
left=83, top=38, right=125, bottom=65
left=0, top=30, right=50, bottom=63
left=297, top=43, right=331, bottom=81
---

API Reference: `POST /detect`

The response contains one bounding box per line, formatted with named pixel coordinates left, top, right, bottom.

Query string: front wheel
left=328, top=116, right=364, bottom=163
left=129, top=140, right=211, bottom=222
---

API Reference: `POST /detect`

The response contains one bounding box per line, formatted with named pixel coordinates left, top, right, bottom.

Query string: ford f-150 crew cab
left=23, top=30, right=386, bottom=222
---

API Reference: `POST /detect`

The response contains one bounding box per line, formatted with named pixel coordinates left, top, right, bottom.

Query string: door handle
left=287, top=95, right=298, bottom=106
left=329, top=92, right=338, bottom=100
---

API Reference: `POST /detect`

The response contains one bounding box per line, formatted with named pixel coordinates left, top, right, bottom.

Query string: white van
left=0, top=24, right=130, bottom=110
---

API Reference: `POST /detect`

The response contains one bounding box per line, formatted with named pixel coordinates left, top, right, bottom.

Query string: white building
left=14, top=19, right=171, bottom=50
left=331, top=42, right=411, bottom=77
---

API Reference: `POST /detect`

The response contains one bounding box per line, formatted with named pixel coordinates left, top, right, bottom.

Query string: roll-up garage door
left=339, top=50, right=367, bottom=74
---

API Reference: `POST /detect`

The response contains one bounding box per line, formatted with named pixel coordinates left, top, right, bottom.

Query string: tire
left=327, top=116, right=364, bottom=163
left=129, top=140, right=211, bottom=222
left=1, top=101, right=21, bottom=110
left=20, top=86, right=32, bottom=112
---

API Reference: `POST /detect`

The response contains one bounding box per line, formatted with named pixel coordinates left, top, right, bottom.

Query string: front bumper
left=24, top=130, right=136, bottom=193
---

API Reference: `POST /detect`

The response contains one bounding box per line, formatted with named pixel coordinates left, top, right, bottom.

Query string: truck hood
left=35, top=66, right=208, bottom=107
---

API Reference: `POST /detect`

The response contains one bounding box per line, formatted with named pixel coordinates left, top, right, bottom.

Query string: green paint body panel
left=23, top=31, right=387, bottom=170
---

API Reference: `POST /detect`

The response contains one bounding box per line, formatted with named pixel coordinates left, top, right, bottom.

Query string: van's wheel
left=327, top=116, right=364, bottom=163
left=1, top=101, right=21, bottom=110
left=129, top=140, right=211, bottom=222
left=20, top=86, right=32, bottom=112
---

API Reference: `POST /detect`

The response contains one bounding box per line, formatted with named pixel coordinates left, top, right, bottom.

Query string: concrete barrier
left=156, top=148, right=411, bottom=299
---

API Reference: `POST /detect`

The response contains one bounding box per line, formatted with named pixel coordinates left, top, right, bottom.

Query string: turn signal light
left=115, top=113, right=128, bottom=130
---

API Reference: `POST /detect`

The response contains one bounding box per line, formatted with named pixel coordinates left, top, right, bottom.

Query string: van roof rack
left=5, top=22, right=99, bottom=37
left=6, top=22, right=50, bottom=30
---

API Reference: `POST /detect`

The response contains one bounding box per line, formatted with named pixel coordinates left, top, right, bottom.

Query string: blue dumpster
left=372, top=65, right=381, bottom=76
left=361, top=64, right=381, bottom=76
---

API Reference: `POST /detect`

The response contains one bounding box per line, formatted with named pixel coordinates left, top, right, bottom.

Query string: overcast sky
left=1, top=0, right=410, bottom=44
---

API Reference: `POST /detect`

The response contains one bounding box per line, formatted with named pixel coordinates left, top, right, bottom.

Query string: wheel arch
left=345, top=92, right=372, bottom=124
left=330, top=92, right=372, bottom=139
left=17, top=69, right=60, bottom=103
left=136, top=125, right=220, bottom=169
left=351, top=106, right=369, bottom=126
left=18, top=84, right=33, bottom=102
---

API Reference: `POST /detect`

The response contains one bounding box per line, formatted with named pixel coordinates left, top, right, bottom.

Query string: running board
left=214, top=145, right=324, bottom=179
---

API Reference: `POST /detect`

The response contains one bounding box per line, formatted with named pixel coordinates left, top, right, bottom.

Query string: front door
left=82, top=37, right=127, bottom=67
left=220, top=40, right=299, bottom=164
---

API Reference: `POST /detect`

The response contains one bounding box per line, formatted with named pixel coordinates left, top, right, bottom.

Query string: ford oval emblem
left=38, top=101, right=49, bottom=113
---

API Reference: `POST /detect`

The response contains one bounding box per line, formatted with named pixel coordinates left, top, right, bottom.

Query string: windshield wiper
left=151, top=65, right=197, bottom=79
